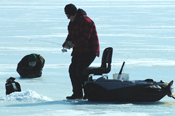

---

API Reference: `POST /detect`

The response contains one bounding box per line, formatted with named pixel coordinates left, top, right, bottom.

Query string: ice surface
left=0, top=0, right=175, bottom=116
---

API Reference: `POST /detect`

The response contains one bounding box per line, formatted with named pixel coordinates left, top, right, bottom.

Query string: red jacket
left=63, top=9, right=100, bottom=57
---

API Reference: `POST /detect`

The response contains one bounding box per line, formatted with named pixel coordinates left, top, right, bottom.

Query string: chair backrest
left=82, top=47, right=113, bottom=76
left=101, top=47, right=113, bottom=69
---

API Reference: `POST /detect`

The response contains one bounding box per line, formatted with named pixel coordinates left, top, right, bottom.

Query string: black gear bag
left=5, top=77, right=21, bottom=95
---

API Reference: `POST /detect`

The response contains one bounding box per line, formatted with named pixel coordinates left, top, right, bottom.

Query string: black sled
left=83, top=47, right=174, bottom=102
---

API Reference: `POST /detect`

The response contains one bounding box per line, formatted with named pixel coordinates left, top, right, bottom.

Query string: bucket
left=113, top=73, right=129, bottom=81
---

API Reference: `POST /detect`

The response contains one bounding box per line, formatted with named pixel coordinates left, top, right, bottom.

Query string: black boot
left=66, top=94, right=83, bottom=100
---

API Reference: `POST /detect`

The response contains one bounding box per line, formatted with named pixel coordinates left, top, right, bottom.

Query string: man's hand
left=64, top=42, right=71, bottom=49
left=63, top=41, right=74, bottom=49
left=67, top=41, right=74, bottom=48
left=64, top=41, right=74, bottom=49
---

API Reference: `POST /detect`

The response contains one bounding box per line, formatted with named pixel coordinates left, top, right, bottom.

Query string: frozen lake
left=0, top=0, right=175, bottom=116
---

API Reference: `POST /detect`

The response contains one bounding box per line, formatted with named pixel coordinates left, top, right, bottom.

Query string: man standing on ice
left=62, top=4, right=100, bottom=100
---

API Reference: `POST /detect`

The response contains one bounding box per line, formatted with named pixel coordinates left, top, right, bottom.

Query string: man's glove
left=64, top=42, right=71, bottom=49
left=63, top=41, right=74, bottom=49
left=67, top=41, right=74, bottom=48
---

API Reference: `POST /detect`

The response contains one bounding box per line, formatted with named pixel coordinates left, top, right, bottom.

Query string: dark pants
left=69, top=53, right=96, bottom=96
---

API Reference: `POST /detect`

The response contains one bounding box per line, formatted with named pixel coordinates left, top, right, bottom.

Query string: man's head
left=64, top=4, right=77, bottom=22
left=28, top=54, right=38, bottom=67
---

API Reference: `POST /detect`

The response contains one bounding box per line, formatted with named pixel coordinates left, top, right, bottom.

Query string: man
left=17, top=53, right=45, bottom=78
left=62, top=4, right=100, bottom=100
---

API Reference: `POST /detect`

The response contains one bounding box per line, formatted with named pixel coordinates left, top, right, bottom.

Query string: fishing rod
left=116, top=61, right=125, bottom=80
left=29, top=39, right=67, bottom=52
left=119, top=61, right=125, bottom=74
left=29, top=39, right=62, bottom=45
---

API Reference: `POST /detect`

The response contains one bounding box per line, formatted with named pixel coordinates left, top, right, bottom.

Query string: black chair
left=83, top=47, right=113, bottom=80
